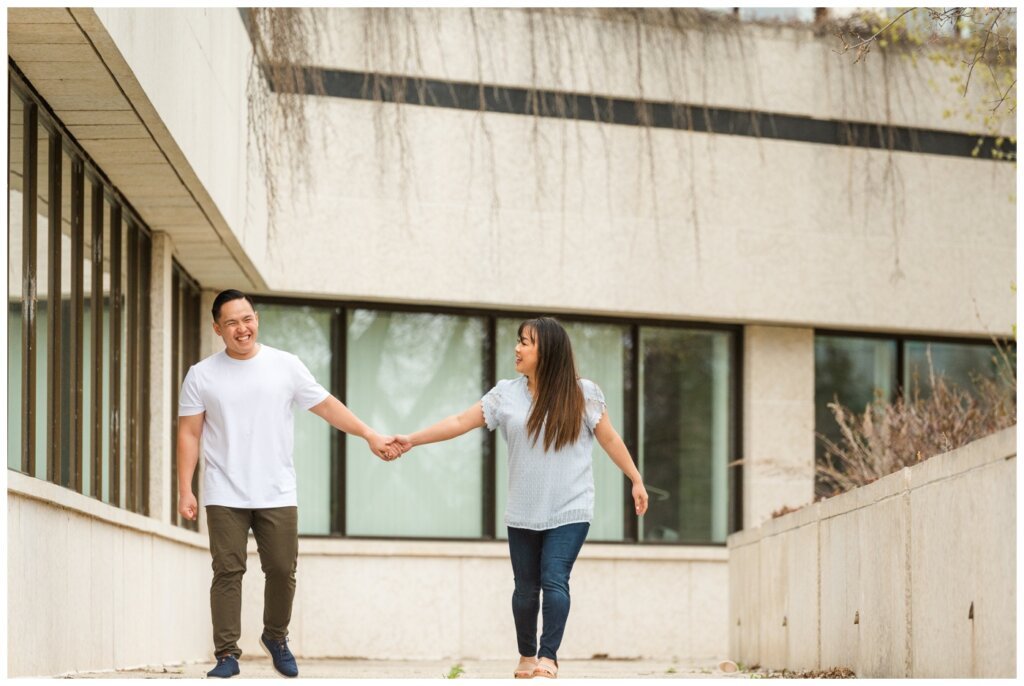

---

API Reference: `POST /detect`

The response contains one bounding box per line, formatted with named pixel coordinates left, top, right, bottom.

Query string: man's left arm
left=308, top=395, right=395, bottom=460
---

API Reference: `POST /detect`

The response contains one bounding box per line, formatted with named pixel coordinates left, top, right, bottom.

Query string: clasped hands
left=366, top=433, right=413, bottom=462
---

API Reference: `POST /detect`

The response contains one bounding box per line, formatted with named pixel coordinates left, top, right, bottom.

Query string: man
left=177, top=289, right=401, bottom=678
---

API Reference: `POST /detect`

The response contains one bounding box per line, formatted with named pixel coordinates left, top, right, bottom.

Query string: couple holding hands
left=177, top=289, right=649, bottom=679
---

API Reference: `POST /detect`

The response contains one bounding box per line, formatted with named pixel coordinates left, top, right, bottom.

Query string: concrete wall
left=7, top=472, right=212, bottom=677
left=238, top=540, right=727, bottom=662
left=253, top=10, right=1015, bottom=337
left=727, top=427, right=1016, bottom=678
left=310, top=10, right=1013, bottom=137
left=88, top=9, right=1015, bottom=335
left=91, top=8, right=270, bottom=282
left=742, top=326, right=815, bottom=528
left=9, top=476, right=727, bottom=676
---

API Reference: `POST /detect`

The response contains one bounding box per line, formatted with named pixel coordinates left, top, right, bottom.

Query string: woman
left=393, top=317, right=649, bottom=679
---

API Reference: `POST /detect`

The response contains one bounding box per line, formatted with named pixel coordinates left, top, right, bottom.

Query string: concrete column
left=742, top=325, right=815, bottom=529
left=147, top=232, right=175, bottom=523
left=199, top=289, right=222, bottom=358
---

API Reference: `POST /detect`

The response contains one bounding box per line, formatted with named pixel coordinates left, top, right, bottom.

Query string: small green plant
left=443, top=663, right=465, bottom=679
left=666, top=666, right=677, bottom=674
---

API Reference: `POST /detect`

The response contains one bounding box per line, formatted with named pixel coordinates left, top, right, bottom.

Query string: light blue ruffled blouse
left=481, top=376, right=606, bottom=531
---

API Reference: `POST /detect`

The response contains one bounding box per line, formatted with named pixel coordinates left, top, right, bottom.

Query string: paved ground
left=67, top=656, right=752, bottom=679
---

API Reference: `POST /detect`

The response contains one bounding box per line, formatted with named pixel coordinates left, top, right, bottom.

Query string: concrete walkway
left=68, top=657, right=752, bottom=679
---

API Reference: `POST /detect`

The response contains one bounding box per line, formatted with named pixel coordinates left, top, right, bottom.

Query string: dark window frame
left=252, top=294, right=744, bottom=546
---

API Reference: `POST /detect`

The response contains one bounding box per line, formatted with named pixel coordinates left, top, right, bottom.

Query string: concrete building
left=6, top=8, right=1015, bottom=677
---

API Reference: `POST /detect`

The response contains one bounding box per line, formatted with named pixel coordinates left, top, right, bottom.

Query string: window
left=170, top=261, right=201, bottom=529
left=345, top=309, right=487, bottom=538
left=257, top=303, right=336, bottom=534
left=815, top=332, right=1014, bottom=496
left=638, top=327, right=734, bottom=544
left=254, top=298, right=741, bottom=544
left=814, top=335, right=897, bottom=469
left=904, top=340, right=1010, bottom=396
left=8, top=85, right=24, bottom=471
left=7, top=68, right=152, bottom=514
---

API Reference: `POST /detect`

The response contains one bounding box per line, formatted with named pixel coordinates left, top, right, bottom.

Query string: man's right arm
left=176, top=413, right=204, bottom=521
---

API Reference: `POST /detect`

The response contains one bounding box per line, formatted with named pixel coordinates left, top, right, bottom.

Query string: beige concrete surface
left=8, top=470, right=729, bottom=676
left=908, top=430, right=1016, bottom=678
left=50, top=10, right=1014, bottom=336
left=65, top=656, right=749, bottom=679
left=742, top=326, right=815, bottom=530
left=727, top=427, right=1016, bottom=678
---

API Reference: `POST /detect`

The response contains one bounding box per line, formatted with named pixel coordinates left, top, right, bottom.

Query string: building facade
left=6, top=8, right=1015, bottom=676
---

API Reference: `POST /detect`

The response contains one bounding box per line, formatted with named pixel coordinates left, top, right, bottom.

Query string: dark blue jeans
left=507, top=522, right=590, bottom=663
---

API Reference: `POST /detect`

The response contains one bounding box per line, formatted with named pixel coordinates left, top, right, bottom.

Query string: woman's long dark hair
left=519, top=317, right=585, bottom=452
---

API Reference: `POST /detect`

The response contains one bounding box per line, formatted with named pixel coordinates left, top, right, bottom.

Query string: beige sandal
left=514, top=656, right=538, bottom=678
left=532, top=659, right=558, bottom=679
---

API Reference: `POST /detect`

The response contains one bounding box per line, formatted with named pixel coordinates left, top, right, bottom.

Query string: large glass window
left=904, top=340, right=1008, bottom=395
left=34, top=120, right=50, bottom=480
left=814, top=335, right=897, bottom=459
left=7, top=70, right=152, bottom=514
left=8, top=86, right=24, bottom=471
left=58, top=147, right=74, bottom=488
left=638, top=328, right=733, bottom=544
left=81, top=177, right=96, bottom=496
left=258, top=304, right=335, bottom=535
left=100, top=196, right=113, bottom=504
left=495, top=318, right=629, bottom=541
left=242, top=301, right=740, bottom=544
left=86, top=182, right=105, bottom=500
left=815, top=333, right=1014, bottom=495
left=170, top=262, right=201, bottom=529
left=345, top=309, right=486, bottom=538
left=117, top=215, right=129, bottom=508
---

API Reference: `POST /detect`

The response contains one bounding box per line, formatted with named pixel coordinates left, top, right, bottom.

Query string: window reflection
left=639, top=327, right=731, bottom=544
left=346, top=309, right=485, bottom=538
left=257, top=303, right=334, bottom=535
left=813, top=336, right=896, bottom=497
left=81, top=177, right=96, bottom=495
left=34, top=121, right=50, bottom=480
left=904, top=340, right=1010, bottom=396
left=8, top=87, right=24, bottom=471
left=58, top=148, right=74, bottom=487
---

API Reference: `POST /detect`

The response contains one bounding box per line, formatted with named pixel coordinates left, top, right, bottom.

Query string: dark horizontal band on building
left=268, top=65, right=1015, bottom=162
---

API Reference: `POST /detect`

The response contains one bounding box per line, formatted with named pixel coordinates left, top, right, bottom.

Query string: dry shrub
left=816, top=341, right=1016, bottom=498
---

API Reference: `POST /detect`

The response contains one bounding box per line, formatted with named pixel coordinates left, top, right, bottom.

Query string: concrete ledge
left=296, top=536, right=728, bottom=561
left=9, top=471, right=721, bottom=562
left=907, top=424, right=1016, bottom=490
left=8, top=469, right=208, bottom=550
left=728, top=427, right=1017, bottom=678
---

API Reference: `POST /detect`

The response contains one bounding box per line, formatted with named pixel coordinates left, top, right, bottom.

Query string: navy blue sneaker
left=206, top=654, right=240, bottom=678
left=260, top=633, right=298, bottom=677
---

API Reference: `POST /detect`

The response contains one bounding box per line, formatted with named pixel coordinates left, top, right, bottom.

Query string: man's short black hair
left=211, top=289, right=256, bottom=322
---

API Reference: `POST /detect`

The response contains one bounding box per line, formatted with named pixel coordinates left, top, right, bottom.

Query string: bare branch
left=836, top=7, right=916, bottom=62
left=962, top=9, right=1000, bottom=97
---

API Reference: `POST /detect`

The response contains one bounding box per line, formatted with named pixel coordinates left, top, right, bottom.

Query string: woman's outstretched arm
left=593, top=411, right=649, bottom=516
left=393, top=401, right=487, bottom=452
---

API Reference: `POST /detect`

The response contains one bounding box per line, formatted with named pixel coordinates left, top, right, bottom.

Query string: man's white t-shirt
left=178, top=344, right=330, bottom=509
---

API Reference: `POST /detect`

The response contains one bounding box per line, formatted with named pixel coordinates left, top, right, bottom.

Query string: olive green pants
left=206, top=505, right=298, bottom=658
